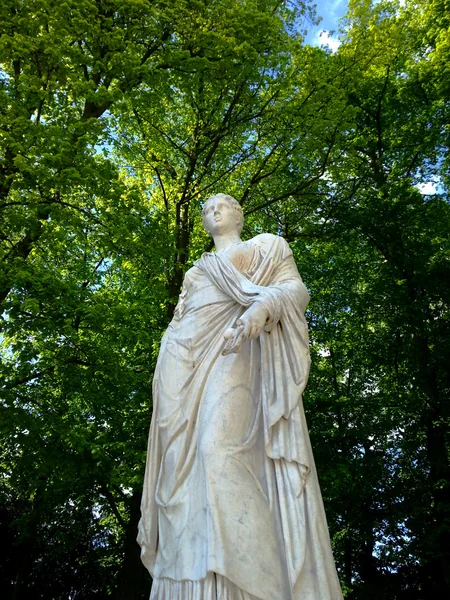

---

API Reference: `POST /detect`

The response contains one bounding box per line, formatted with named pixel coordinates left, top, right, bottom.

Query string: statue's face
left=203, top=197, right=239, bottom=236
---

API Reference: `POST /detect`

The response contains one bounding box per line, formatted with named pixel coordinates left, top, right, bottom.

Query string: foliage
left=0, top=1, right=449, bottom=598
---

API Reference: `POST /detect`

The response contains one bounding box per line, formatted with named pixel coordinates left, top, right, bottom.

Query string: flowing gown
left=138, top=234, right=343, bottom=600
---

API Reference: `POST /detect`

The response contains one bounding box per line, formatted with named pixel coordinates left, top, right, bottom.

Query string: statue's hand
left=237, top=302, right=269, bottom=340
left=222, top=303, right=269, bottom=355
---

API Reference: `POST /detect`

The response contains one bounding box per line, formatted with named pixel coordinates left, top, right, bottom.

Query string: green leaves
left=1, top=0, right=449, bottom=598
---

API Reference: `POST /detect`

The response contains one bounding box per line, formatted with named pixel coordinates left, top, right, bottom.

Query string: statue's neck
left=213, top=233, right=242, bottom=253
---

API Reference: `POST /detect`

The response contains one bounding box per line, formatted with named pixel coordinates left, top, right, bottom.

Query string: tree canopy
left=1, top=1, right=449, bottom=598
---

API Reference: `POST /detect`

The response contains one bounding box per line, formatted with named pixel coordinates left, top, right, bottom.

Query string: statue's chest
left=222, top=241, right=263, bottom=278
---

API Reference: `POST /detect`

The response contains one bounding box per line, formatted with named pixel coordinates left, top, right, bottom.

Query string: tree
left=1, top=0, right=449, bottom=598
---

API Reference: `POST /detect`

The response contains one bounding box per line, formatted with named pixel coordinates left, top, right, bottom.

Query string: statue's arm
left=265, top=253, right=310, bottom=315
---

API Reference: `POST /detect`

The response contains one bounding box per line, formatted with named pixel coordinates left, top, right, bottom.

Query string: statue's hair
left=202, top=193, right=244, bottom=235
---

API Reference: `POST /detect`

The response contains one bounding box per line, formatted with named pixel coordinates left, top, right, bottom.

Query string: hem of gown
left=150, top=573, right=262, bottom=600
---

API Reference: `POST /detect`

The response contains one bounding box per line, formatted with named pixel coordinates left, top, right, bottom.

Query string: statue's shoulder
left=249, top=233, right=291, bottom=256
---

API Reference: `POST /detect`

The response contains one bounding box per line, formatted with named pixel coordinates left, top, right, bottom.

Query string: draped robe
left=138, top=234, right=343, bottom=600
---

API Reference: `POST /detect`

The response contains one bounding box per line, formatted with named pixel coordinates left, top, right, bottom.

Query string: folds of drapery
left=138, top=369, right=162, bottom=575
left=150, top=573, right=261, bottom=600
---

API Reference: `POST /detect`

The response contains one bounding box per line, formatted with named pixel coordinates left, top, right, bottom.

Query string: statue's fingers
left=242, top=320, right=252, bottom=340
left=251, top=325, right=260, bottom=339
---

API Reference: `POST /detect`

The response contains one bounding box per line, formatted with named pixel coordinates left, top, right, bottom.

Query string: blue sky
left=305, top=0, right=349, bottom=50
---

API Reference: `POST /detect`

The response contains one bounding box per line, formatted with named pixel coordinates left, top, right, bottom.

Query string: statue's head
left=202, top=193, right=244, bottom=237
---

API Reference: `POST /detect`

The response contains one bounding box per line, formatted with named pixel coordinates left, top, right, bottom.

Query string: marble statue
left=138, top=193, right=343, bottom=599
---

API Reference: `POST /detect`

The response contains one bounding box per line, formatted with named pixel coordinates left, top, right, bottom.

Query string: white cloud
left=317, top=30, right=341, bottom=53
left=416, top=182, right=438, bottom=195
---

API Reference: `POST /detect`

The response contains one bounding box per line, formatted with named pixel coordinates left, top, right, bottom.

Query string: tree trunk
left=167, top=200, right=191, bottom=318
left=114, top=491, right=151, bottom=600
